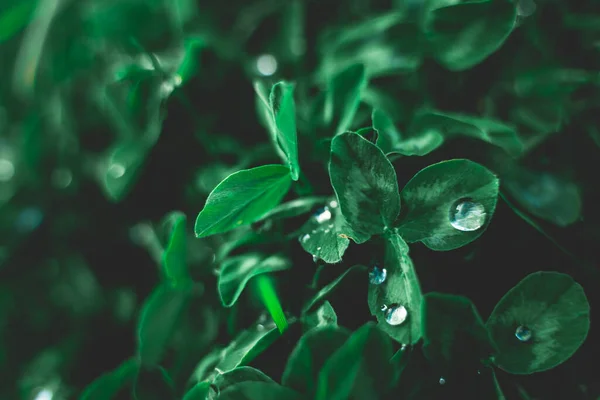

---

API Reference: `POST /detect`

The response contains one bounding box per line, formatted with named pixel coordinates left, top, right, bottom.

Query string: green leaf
left=214, top=367, right=275, bottom=393
left=325, top=64, right=368, bottom=135
left=424, top=0, right=517, bottom=71
left=298, top=202, right=351, bottom=264
left=486, top=271, right=590, bottom=374
left=183, top=381, right=211, bottom=400
left=218, top=253, right=291, bottom=307
left=257, top=196, right=329, bottom=223
left=271, top=82, right=300, bottom=181
left=303, top=301, right=338, bottom=331
left=329, top=132, right=400, bottom=242
left=408, top=110, right=523, bottom=156
left=421, top=293, right=496, bottom=371
left=160, top=211, right=192, bottom=287
left=253, top=274, right=288, bottom=333
left=133, top=365, right=175, bottom=400
left=491, top=369, right=506, bottom=399
left=371, top=108, right=402, bottom=154
left=102, top=139, right=153, bottom=202
left=80, top=359, right=138, bottom=400
left=283, top=325, right=350, bottom=396
left=0, top=0, right=37, bottom=43
left=368, top=234, right=423, bottom=345
left=396, top=159, right=499, bottom=251
left=303, top=265, right=366, bottom=314
left=136, top=284, right=191, bottom=365
left=219, top=382, right=304, bottom=400
left=194, top=165, right=292, bottom=238
left=316, top=322, right=395, bottom=400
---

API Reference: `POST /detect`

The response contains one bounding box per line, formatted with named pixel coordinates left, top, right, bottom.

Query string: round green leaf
left=80, top=359, right=138, bottom=400
left=368, top=234, right=422, bottom=345
left=282, top=325, right=350, bottom=396
left=194, top=165, right=293, bottom=238
left=329, top=131, right=400, bottom=242
left=219, top=382, right=304, bottom=400
left=396, top=159, right=499, bottom=251
left=486, top=271, right=590, bottom=374
left=424, top=0, right=517, bottom=71
left=218, top=253, right=291, bottom=307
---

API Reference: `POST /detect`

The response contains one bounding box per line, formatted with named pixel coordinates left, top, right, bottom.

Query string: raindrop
left=107, top=163, right=126, bottom=179
left=300, top=234, right=310, bottom=243
left=314, top=207, right=332, bottom=224
left=449, top=199, right=486, bottom=231
left=316, top=247, right=322, bottom=251
left=368, top=265, right=387, bottom=285
left=34, top=388, right=54, bottom=400
left=383, top=304, right=408, bottom=326
left=515, top=325, right=532, bottom=342
left=324, top=229, right=330, bottom=233
left=401, top=344, right=407, bottom=351
left=439, top=377, right=446, bottom=385
left=0, top=158, right=15, bottom=181
left=329, top=199, right=338, bottom=208
left=256, top=54, right=278, bottom=76
left=51, top=168, right=73, bottom=189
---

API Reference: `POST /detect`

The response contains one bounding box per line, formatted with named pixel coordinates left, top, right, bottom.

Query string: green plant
left=1, top=0, right=599, bottom=399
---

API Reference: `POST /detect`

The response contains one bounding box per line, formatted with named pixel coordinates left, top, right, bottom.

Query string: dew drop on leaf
left=256, top=54, right=278, bottom=76
left=108, top=163, right=126, bottom=179
left=313, top=206, right=332, bottom=223
left=300, top=234, right=310, bottom=243
left=449, top=199, right=486, bottom=232
left=329, top=199, right=338, bottom=208
left=368, top=265, right=387, bottom=285
left=439, top=377, right=446, bottom=385
left=383, top=304, right=408, bottom=326
left=515, top=325, right=532, bottom=342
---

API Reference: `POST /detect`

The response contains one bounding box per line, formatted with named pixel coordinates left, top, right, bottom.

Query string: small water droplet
left=324, top=229, right=330, bottom=233
left=368, top=265, right=387, bottom=285
left=401, top=344, right=407, bottom=351
left=256, top=54, right=278, bottom=76
left=312, top=255, right=319, bottom=263
left=107, top=163, right=126, bottom=179
left=384, top=304, right=407, bottom=326
left=0, top=158, right=15, bottom=181
left=256, top=324, right=265, bottom=331
left=301, top=234, right=310, bottom=243
left=316, top=246, right=322, bottom=251
left=439, top=377, right=446, bottom=385
left=380, top=304, right=388, bottom=312
left=515, top=325, right=532, bottom=342
left=477, top=370, right=481, bottom=375
left=449, top=199, right=486, bottom=231
left=329, top=199, right=338, bottom=208
left=314, top=206, right=332, bottom=223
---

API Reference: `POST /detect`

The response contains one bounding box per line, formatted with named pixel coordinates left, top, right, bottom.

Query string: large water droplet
left=383, top=304, right=408, bottom=326
left=449, top=199, right=486, bottom=231
left=314, top=206, right=332, bottom=223
left=256, top=54, right=278, bottom=76
left=515, top=325, right=532, bottom=342
left=439, top=377, right=446, bottom=385
left=368, top=265, right=387, bottom=285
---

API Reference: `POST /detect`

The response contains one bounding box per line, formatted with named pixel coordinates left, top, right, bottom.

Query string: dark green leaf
left=194, top=165, right=292, bottom=238
left=368, top=234, right=422, bottom=345
left=102, top=139, right=153, bottom=202
left=316, top=322, right=395, bottom=400
left=0, top=0, right=36, bottom=43
left=282, top=325, right=350, bottom=396
left=486, top=271, right=590, bottom=374
left=371, top=108, right=402, bottom=154
left=303, top=301, right=338, bottom=331
left=133, top=365, right=175, bottom=400
left=422, top=293, right=496, bottom=371
left=160, top=211, right=192, bottom=287
left=424, top=0, right=517, bottom=71
left=271, top=82, right=300, bottom=181
left=80, top=359, right=138, bottom=400
left=257, top=196, right=329, bottom=222
left=356, top=127, right=379, bottom=144
left=325, top=64, right=368, bottom=135
left=214, top=367, right=275, bottom=393
left=218, top=253, right=291, bottom=307
left=329, top=132, right=400, bottom=242
left=491, top=369, right=506, bottom=399
left=183, top=381, right=211, bottom=400
left=396, top=159, right=499, bottom=251
left=219, top=382, right=304, bottom=400
left=303, top=265, right=366, bottom=314
left=137, top=284, right=191, bottom=365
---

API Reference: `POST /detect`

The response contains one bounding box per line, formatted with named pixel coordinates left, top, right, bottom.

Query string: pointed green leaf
left=80, top=359, right=138, bottom=400
left=271, top=82, right=300, bottom=180
left=368, top=234, right=422, bottom=344
left=183, top=381, right=211, bottom=400
left=214, top=367, right=275, bottom=393
left=283, top=325, right=350, bottom=396
left=102, top=139, right=153, bottom=202
left=396, top=159, right=499, bottom=251
left=194, top=165, right=292, bottom=238
left=486, top=271, right=590, bottom=374
left=316, top=323, right=395, bottom=400
left=303, top=265, right=366, bottom=314
left=218, top=253, right=291, bottom=307
left=219, top=382, right=304, bottom=400
left=137, top=284, right=191, bottom=365
left=298, top=203, right=351, bottom=264
left=253, top=274, right=288, bottom=333
left=422, top=293, right=496, bottom=371
left=325, top=64, right=368, bottom=135
left=303, top=301, right=338, bottom=331
left=160, top=211, right=191, bottom=287
left=329, top=132, right=400, bottom=242
left=424, top=0, right=517, bottom=71
left=133, top=365, right=175, bottom=400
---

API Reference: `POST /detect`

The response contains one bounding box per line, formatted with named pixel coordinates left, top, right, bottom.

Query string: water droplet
left=384, top=304, right=408, bottom=326
left=314, top=207, right=332, bottom=224
left=51, top=168, right=73, bottom=188
left=368, top=265, right=387, bottom=285
left=301, top=234, right=310, bottom=243
left=316, top=246, right=322, bottom=251
left=449, top=199, right=486, bottom=231
left=0, top=158, right=15, bottom=181
left=312, top=255, right=319, bottom=263
left=477, top=370, right=481, bottom=375
left=324, top=229, right=330, bottom=233
left=107, top=163, right=126, bottom=179
left=439, top=377, right=446, bottom=385
left=329, top=199, right=338, bottom=208
left=34, top=388, right=54, bottom=400
left=256, top=324, right=265, bottom=331
left=256, top=54, right=278, bottom=76
left=16, top=207, right=44, bottom=233
left=401, top=344, right=407, bottom=351
left=515, top=325, right=532, bottom=342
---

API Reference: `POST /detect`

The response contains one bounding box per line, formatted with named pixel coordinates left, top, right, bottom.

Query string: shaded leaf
left=283, top=325, right=350, bottom=396
left=396, top=159, right=499, bottom=251
left=271, top=82, right=300, bottom=180
left=486, top=272, right=590, bottom=374
left=329, top=132, right=400, bottom=242
left=303, top=301, right=338, bottom=331
left=218, top=253, right=291, bottom=307
left=80, top=359, right=138, bottom=400
left=219, top=382, right=304, bottom=400
left=133, top=365, right=175, bottom=400
left=101, top=139, right=153, bottom=202
left=214, top=367, right=275, bottom=393
left=160, top=211, right=192, bottom=287
left=325, top=64, right=368, bottom=135
left=194, top=165, right=292, bottom=238
left=183, top=381, right=211, bottom=400
left=0, top=0, right=37, bottom=43
left=368, top=234, right=422, bottom=345
left=303, top=265, right=366, bottom=314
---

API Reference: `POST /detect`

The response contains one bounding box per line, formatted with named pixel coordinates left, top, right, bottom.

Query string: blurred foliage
left=1, top=0, right=600, bottom=399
